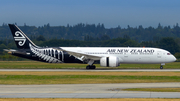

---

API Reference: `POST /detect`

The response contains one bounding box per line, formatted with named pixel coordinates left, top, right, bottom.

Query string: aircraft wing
left=53, top=48, right=101, bottom=61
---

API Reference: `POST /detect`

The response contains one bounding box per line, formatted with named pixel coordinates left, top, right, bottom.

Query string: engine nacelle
left=100, top=56, right=120, bottom=67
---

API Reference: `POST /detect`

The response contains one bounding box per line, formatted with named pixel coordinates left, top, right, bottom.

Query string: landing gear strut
left=86, top=65, right=96, bottom=69
left=86, top=59, right=96, bottom=69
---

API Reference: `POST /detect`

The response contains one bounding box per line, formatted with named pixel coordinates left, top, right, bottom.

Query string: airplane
left=4, top=24, right=176, bottom=69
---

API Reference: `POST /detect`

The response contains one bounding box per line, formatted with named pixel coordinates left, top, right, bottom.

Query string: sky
left=0, top=0, right=180, bottom=28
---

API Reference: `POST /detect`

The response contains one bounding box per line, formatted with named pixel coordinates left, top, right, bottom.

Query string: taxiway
left=0, top=83, right=180, bottom=98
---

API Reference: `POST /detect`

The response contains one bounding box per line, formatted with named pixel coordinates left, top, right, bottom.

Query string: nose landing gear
left=160, top=63, right=165, bottom=69
left=160, top=65, right=163, bottom=69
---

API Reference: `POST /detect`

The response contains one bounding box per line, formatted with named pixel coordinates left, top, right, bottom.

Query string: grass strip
left=123, top=88, right=180, bottom=92
left=0, top=75, right=180, bottom=84
left=0, top=98, right=180, bottom=101
left=0, top=61, right=180, bottom=69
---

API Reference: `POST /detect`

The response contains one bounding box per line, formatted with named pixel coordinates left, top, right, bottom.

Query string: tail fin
left=8, top=24, right=38, bottom=49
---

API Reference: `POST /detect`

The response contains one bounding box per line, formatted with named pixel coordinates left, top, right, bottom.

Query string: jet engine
left=100, top=56, right=120, bottom=67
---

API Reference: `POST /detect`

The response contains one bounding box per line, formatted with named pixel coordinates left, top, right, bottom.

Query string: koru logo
left=14, top=31, right=26, bottom=46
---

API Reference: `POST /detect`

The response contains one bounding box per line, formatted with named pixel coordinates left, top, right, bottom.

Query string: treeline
left=1, top=23, right=180, bottom=41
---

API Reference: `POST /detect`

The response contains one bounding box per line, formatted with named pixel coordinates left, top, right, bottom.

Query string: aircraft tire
left=86, top=65, right=96, bottom=69
left=91, top=65, right=96, bottom=69
left=160, top=66, right=163, bottom=69
left=86, top=65, right=90, bottom=69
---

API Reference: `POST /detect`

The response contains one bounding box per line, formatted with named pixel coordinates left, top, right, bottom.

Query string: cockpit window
left=167, top=53, right=171, bottom=55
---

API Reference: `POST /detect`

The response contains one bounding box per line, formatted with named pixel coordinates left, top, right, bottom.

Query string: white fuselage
left=61, top=47, right=176, bottom=64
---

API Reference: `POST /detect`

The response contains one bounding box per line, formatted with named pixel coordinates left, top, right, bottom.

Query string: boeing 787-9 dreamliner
left=4, top=24, right=176, bottom=69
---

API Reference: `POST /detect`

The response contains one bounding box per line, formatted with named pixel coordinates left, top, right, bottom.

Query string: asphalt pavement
left=0, top=83, right=180, bottom=98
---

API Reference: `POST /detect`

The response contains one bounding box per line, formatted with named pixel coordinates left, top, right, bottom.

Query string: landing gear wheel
left=86, top=65, right=96, bottom=69
left=86, top=65, right=90, bottom=69
left=160, top=66, right=163, bottom=69
left=91, top=65, right=96, bottom=69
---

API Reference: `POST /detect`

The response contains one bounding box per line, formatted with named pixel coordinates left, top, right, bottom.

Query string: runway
left=0, top=83, right=180, bottom=98
left=1, top=69, right=180, bottom=72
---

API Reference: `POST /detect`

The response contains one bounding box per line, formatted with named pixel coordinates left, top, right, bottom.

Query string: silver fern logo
left=29, top=43, right=62, bottom=63
left=14, top=31, right=26, bottom=46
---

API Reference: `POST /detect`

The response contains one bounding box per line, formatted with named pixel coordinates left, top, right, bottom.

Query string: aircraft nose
left=172, top=55, right=177, bottom=62
left=170, top=55, right=177, bottom=62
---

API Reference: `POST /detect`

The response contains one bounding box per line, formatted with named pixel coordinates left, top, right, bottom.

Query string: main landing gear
left=86, top=59, right=96, bottom=69
left=86, top=65, right=96, bottom=69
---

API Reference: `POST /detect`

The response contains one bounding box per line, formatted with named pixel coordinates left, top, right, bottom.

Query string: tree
left=36, top=35, right=46, bottom=41
left=101, top=35, right=110, bottom=40
left=158, top=37, right=179, bottom=54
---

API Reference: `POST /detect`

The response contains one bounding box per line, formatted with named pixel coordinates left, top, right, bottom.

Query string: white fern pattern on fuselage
left=29, top=44, right=63, bottom=63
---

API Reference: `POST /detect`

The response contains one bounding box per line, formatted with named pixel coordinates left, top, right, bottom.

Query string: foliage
left=1, top=23, right=180, bottom=41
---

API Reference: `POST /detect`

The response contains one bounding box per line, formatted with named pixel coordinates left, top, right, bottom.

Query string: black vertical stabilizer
left=8, top=24, right=38, bottom=49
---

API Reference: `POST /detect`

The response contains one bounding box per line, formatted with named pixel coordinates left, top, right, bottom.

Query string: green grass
left=0, top=61, right=180, bottom=69
left=122, top=88, right=180, bottom=92
left=0, top=61, right=87, bottom=69
left=0, top=61, right=179, bottom=84
left=0, top=75, right=180, bottom=84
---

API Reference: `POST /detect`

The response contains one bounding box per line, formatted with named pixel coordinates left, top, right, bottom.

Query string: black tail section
left=7, top=24, right=83, bottom=64
left=8, top=24, right=38, bottom=49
